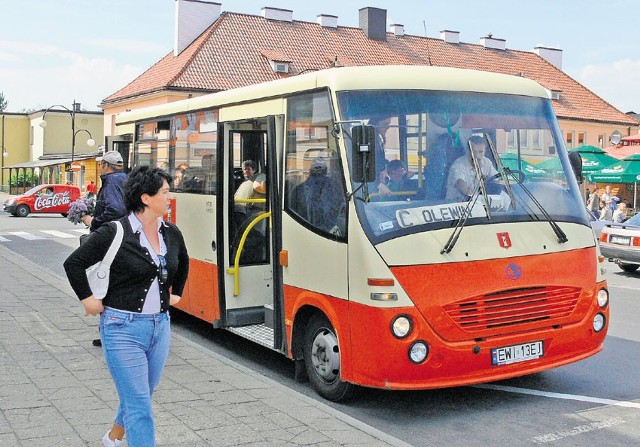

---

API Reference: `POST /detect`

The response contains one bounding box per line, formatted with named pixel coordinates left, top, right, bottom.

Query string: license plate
left=610, top=235, right=631, bottom=246
left=491, top=341, right=543, bottom=366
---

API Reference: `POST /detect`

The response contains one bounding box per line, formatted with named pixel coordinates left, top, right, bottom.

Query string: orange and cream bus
left=116, top=65, right=609, bottom=401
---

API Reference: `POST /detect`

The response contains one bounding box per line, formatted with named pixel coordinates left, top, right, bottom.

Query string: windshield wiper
left=441, top=138, right=493, bottom=254
left=505, top=170, right=568, bottom=243
left=485, top=134, right=515, bottom=210
left=441, top=186, right=486, bottom=253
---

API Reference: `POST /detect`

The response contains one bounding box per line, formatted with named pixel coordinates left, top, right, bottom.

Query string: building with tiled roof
left=102, top=2, right=638, bottom=149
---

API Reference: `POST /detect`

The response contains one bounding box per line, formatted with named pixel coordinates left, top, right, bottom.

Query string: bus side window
left=284, top=91, right=346, bottom=238
left=289, top=152, right=345, bottom=236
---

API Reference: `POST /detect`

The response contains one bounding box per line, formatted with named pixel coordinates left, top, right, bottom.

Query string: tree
left=0, top=92, right=7, bottom=112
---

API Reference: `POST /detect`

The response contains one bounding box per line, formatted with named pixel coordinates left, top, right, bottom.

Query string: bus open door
left=217, top=116, right=286, bottom=353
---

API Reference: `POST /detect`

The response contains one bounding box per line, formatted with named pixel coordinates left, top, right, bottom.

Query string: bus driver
left=445, top=135, right=497, bottom=201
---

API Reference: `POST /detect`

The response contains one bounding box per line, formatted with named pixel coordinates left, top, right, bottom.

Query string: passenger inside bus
left=376, top=159, right=417, bottom=201
left=232, top=159, right=269, bottom=265
left=181, top=155, right=215, bottom=194
left=234, top=160, right=266, bottom=210
left=173, top=164, right=188, bottom=191
left=291, top=157, right=345, bottom=236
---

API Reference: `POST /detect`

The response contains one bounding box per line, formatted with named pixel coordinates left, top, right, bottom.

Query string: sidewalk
left=0, top=243, right=410, bottom=446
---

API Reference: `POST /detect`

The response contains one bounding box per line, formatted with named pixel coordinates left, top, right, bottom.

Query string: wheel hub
left=311, top=329, right=340, bottom=383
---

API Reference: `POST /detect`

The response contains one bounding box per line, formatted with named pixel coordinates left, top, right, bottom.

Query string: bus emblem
left=506, top=263, right=523, bottom=280
left=497, top=232, right=512, bottom=249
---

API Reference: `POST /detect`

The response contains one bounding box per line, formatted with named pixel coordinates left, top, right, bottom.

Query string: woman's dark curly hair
left=124, top=165, right=173, bottom=213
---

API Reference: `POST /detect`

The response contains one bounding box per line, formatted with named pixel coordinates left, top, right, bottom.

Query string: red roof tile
left=103, top=12, right=637, bottom=126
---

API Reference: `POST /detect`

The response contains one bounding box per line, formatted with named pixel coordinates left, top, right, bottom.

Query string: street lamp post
left=1, top=113, right=6, bottom=192
left=39, top=100, right=95, bottom=184
left=1, top=146, right=8, bottom=193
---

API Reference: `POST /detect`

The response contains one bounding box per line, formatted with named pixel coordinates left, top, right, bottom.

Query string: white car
left=599, top=213, right=640, bottom=273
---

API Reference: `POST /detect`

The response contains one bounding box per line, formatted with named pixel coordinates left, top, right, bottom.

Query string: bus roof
left=116, top=65, right=549, bottom=125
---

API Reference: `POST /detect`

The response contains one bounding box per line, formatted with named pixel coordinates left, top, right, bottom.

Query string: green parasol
left=499, top=153, right=547, bottom=177
left=536, top=146, right=618, bottom=175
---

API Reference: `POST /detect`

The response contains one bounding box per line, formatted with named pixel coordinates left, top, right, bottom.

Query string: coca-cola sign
left=34, top=192, right=71, bottom=210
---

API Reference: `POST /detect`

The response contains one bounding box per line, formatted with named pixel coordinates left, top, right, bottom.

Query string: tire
left=61, top=213, right=68, bottom=217
left=619, top=263, right=640, bottom=273
left=16, top=205, right=30, bottom=217
left=303, top=314, right=354, bottom=401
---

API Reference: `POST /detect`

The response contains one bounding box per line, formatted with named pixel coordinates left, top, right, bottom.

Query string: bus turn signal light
left=368, top=278, right=395, bottom=286
left=279, top=250, right=288, bottom=267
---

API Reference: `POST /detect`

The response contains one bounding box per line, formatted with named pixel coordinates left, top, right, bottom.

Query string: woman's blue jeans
left=100, top=307, right=171, bottom=447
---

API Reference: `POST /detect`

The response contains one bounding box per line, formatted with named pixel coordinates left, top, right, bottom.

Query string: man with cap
left=81, top=151, right=127, bottom=232
left=81, top=151, right=127, bottom=348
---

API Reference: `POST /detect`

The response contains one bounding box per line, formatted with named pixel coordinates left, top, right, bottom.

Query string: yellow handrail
left=226, top=211, right=271, bottom=296
left=234, top=198, right=266, bottom=205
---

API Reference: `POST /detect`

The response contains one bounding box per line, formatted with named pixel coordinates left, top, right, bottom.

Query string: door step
left=226, top=324, right=275, bottom=350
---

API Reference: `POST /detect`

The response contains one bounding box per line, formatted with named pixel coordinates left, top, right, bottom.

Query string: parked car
left=3, top=184, right=81, bottom=217
left=599, top=213, right=640, bottom=273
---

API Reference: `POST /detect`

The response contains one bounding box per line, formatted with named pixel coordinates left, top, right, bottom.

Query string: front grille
left=442, top=286, right=581, bottom=332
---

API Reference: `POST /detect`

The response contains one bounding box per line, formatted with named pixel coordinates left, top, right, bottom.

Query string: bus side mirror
left=568, top=151, right=583, bottom=183
left=351, top=125, right=377, bottom=183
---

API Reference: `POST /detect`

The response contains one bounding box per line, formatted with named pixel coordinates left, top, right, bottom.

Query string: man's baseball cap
left=97, top=151, right=123, bottom=166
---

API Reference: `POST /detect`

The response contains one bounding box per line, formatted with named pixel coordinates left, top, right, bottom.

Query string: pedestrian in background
left=613, top=202, right=628, bottom=223
left=64, top=165, right=189, bottom=447
left=82, top=151, right=127, bottom=231
left=586, top=183, right=600, bottom=214
left=81, top=151, right=128, bottom=347
left=86, top=180, right=97, bottom=198
left=601, top=184, right=619, bottom=213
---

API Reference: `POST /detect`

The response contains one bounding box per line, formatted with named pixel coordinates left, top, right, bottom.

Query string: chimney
left=390, top=23, right=404, bottom=37
left=359, top=7, right=387, bottom=40
left=480, top=34, right=506, bottom=50
left=440, top=30, right=460, bottom=44
left=262, top=7, right=293, bottom=22
left=534, top=46, right=563, bottom=70
left=317, top=14, right=338, bottom=28
left=174, top=0, right=221, bottom=56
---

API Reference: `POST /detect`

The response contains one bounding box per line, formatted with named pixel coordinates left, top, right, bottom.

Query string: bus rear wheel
left=303, top=314, right=354, bottom=402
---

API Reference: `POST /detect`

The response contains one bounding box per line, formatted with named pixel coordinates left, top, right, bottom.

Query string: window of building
left=566, top=131, right=574, bottom=149
left=598, top=134, right=606, bottom=148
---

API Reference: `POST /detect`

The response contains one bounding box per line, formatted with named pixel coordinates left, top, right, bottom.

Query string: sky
left=1, top=0, right=639, bottom=114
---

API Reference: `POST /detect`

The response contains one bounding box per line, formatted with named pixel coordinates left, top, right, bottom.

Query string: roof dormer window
left=269, top=60, right=290, bottom=73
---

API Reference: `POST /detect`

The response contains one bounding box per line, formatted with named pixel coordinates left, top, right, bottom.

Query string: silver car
left=599, top=213, right=640, bottom=273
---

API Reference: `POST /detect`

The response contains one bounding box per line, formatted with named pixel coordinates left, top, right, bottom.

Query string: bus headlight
left=593, top=313, right=606, bottom=332
left=409, top=341, right=429, bottom=364
left=391, top=315, right=412, bottom=338
left=597, top=289, right=609, bottom=308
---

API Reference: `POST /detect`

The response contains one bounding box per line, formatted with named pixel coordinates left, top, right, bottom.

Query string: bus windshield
left=337, top=90, right=586, bottom=244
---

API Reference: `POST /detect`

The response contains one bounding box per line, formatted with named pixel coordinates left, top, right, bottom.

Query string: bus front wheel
left=303, top=314, right=353, bottom=401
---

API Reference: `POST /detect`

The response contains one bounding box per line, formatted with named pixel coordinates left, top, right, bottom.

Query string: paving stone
left=0, top=242, right=403, bottom=447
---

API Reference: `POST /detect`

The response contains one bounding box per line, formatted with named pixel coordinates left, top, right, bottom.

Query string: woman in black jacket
left=64, top=166, right=189, bottom=447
